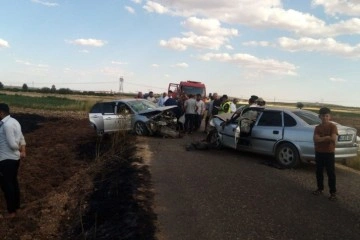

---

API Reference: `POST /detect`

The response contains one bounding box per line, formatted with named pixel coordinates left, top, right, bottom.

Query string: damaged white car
left=89, top=99, right=179, bottom=137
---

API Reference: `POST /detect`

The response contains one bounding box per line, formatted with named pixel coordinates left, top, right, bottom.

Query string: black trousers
left=315, top=152, right=336, bottom=194
left=184, top=114, right=196, bottom=133
left=0, top=159, right=21, bottom=213
left=194, top=114, right=203, bottom=130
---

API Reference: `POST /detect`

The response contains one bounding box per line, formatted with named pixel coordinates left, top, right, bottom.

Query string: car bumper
left=335, top=146, right=358, bottom=160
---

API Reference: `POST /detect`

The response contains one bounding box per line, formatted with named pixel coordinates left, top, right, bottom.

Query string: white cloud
left=132, top=0, right=142, bottom=4
left=172, top=63, right=189, bottom=68
left=15, top=59, right=49, bottom=68
left=182, top=17, right=238, bottom=37
left=160, top=17, right=238, bottom=51
left=67, top=38, right=107, bottom=47
left=100, top=67, right=122, bottom=76
left=111, top=61, right=128, bottom=65
left=143, top=1, right=169, bottom=14
left=330, top=77, right=347, bottom=82
left=198, top=52, right=297, bottom=76
left=152, top=64, right=160, bottom=67
left=225, top=45, right=234, bottom=50
left=243, top=41, right=271, bottom=47
left=79, top=49, right=89, bottom=53
left=125, top=6, right=135, bottom=14
left=31, top=0, right=58, bottom=7
left=145, top=0, right=360, bottom=38
left=278, top=37, right=360, bottom=58
left=312, top=0, right=360, bottom=17
left=0, top=39, right=10, bottom=48
left=160, top=33, right=226, bottom=51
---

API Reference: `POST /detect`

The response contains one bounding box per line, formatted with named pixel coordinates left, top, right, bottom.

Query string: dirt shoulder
left=0, top=109, right=156, bottom=240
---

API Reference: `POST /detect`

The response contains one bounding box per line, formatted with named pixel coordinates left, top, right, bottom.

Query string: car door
left=116, top=102, right=133, bottom=130
left=250, top=110, right=284, bottom=154
left=221, top=116, right=240, bottom=149
left=101, top=102, right=118, bottom=133
left=89, top=103, right=105, bottom=132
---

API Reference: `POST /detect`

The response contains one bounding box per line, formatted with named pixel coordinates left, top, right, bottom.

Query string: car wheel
left=134, top=121, right=149, bottom=136
left=206, top=129, right=222, bottom=149
left=275, top=143, right=300, bottom=168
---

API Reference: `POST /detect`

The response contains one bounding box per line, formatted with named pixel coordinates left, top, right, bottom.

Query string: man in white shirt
left=184, top=94, right=197, bottom=133
left=195, top=94, right=205, bottom=131
left=230, top=98, right=238, bottom=113
left=157, top=92, right=169, bottom=107
left=0, top=103, right=26, bottom=218
left=146, top=91, right=157, bottom=103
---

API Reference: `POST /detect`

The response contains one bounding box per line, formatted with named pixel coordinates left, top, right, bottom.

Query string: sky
left=1, top=0, right=360, bottom=107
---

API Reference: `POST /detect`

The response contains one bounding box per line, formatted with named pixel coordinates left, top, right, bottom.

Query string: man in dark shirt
left=164, top=91, right=183, bottom=131
left=211, top=93, right=221, bottom=116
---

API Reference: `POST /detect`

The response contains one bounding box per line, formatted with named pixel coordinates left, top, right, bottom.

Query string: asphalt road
left=144, top=132, right=360, bottom=240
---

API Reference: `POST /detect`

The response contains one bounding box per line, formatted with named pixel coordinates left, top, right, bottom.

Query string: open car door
left=220, top=113, right=241, bottom=149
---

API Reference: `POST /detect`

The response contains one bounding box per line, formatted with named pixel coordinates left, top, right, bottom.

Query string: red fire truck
left=168, top=81, right=206, bottom=98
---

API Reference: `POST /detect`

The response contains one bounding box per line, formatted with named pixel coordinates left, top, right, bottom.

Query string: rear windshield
left=293, top=110, right=321, bottom=125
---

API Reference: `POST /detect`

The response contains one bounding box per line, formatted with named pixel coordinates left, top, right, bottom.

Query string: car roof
left=258, top=106, right=314, bottom=113
left=99, top=98, right=150, bottom=103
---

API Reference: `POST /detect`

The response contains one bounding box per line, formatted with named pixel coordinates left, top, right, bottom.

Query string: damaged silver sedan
left=89, top=99, right=179, bottom=137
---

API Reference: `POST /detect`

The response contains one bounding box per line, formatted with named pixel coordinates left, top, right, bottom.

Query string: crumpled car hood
left=138, top=105, right=177, bottom=118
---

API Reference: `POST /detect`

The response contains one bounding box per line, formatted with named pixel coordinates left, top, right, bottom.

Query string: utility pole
left=119, top=76, right=124, bottom=94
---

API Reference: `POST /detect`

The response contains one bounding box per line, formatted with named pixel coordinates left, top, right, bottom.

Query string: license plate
left=338, top=134, right=353, bottom=141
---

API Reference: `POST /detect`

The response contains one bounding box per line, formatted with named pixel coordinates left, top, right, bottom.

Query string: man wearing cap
left=0, top=103, right=26, bottom=218
left=249, top=95, right=259, bottom=106
left=255, top=97, right=266, bottom=107
left=238, top=95, right=261, bottom=134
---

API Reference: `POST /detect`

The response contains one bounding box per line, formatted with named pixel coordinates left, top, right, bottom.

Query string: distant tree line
left=0, top=81, right=130, bottom=97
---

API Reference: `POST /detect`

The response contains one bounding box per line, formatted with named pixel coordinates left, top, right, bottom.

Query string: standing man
left=312, top=107, right=338, bottom=201
left=204, top=94, right=214, bottom=133
left=231, top=98, right=238, bottom=112
left=146, top=91, right=157, bottom=103
left=248, top=95, right=259, bottom=107
left=219, top=95, right=234, bottom=114
left=0, top=103, right=26, bottom=218
left=195, top=94, right=205, bottom=131
left=184, top=94, right=197, bottom=134
left=157, top=92, right=168, bottom=107
left=164, top=90, right=183, bottom=131
left=135, top=91, right=143, bottom=99
left=211, top=93, right=221, bottom=116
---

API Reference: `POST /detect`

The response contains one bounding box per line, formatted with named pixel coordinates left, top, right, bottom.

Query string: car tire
left=134, top=121, right=149, bottom=136
left=206, top=129, right=222, bottom=149
left=275, top=143, right=301, bottom=168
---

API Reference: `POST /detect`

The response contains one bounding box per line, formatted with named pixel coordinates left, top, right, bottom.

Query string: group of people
left=0, top=103, right=26, bottom=218
left=135, top=90, right=270, bottom=134
left=135, top=91, right=168, bottom=106
left=145, top=91, right=338, bottom=201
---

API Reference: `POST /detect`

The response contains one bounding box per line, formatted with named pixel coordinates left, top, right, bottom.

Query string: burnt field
left=0, top=110, right=156, bottom=240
